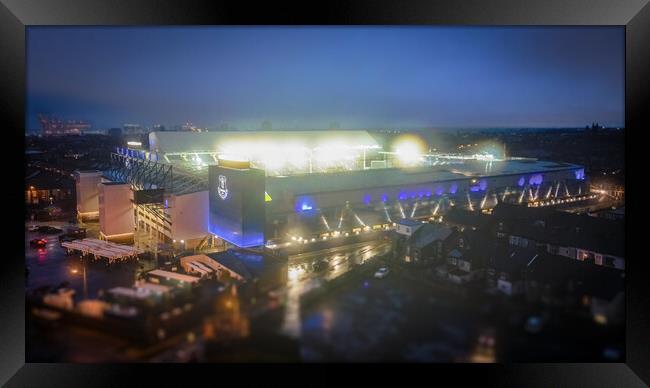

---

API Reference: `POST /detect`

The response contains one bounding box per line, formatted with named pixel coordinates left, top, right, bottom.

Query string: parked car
left=312, top=260, right=329, bottom=272
left=59, top=228, right=86, bottom=241
left=374, top=267, right=389, bottom=279
left=268, top=290, right=283, bottom=301
left=38, top=226, right=62, bottom=234
left=59, top=236, right=77, bottom=244
left=29, top=238, right=47, bottom=248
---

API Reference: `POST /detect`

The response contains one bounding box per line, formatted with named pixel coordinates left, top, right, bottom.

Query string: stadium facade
left=83, top=130, right=587, bottom=249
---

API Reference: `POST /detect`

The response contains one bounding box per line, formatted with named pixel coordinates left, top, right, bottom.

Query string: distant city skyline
left=27, top=26, right=625, bottom=131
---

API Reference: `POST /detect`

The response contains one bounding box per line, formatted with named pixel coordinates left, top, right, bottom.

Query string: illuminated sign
left=209, top=165, right=265, bottom=248
left=217, top=175, right=228, bottom=200
left=295, top=195, right=316, bottom=212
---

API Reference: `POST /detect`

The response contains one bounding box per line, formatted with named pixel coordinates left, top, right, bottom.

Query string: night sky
left=26, top=26, right=624, bottom=131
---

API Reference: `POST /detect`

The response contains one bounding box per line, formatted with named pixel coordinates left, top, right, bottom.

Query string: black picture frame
left=2, top=0, right=648, bottom=386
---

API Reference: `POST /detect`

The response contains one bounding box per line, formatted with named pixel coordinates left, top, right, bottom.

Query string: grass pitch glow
left=217, top=138, right=379, bottom=173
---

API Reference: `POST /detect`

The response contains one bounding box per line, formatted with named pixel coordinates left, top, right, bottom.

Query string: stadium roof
left=265, top=159, right=581, bottom=199
left=148, top=130, right=380, bottom=154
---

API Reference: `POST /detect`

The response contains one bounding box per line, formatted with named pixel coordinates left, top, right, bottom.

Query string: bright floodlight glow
left=218, top=154, right=250, bottom=163
left=127, top=141, right=142, bottom=146
left=217, top=137, right=376, bottom=173
left=392, top=134, right=426, bottom=166
left=475, top=140, right=506, bottom=160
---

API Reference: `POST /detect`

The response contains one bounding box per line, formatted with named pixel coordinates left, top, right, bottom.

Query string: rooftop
left=25, top=168, right=73, bottom=189
left=408, top=223, right=454, bottom=249
left=526, top=253, right=625, bottom=300
left=149, top=130, right=380, bottom=154
left=396, top=218, right=423, bottom=227
left=445, top=208, right=491, bottom=229
left=205, top=250, right=268, bottom=280
left=147, top=269, right=201, bottom=284
left=263, top=160, right=582, bottom=204
left=492, top=203, right=624, bottom=257
left=491, top=246, right=538, bottom=276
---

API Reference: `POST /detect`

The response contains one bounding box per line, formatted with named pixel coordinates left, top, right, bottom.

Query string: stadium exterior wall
left=266, top=166, right=585, bottom=217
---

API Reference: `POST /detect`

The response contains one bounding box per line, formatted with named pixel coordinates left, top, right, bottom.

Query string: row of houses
left=390, top=206, right=625, bottom=326
left=445, top=203, right=625, bottom=270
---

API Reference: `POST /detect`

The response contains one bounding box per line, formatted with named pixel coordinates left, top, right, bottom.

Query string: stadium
left=79, top=130, right=588, bottom=249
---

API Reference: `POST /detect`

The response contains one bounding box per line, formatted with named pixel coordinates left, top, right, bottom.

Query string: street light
left=69, top=263, right=87, bottom=299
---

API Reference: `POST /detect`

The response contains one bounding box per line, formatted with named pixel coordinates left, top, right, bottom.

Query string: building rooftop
left=445, top=208, right=491, bottom=229
left=492, top=203, right=624, bottom=257
left=107, top=286, right=155, bottom=300
left=396, top=218, right=423, bottom=227
left=266, top=158, right=581, bottom=198
left=205, top=250, right=268, bottom=281
left=408, top=223, right=454, bottom=249
left=149, top=130, right=380, bottom=154
left=526, top=253, right=624, bottom=301
left=25, top=168, right=73, bottom=190
left=491, top=246, right=538, bottom=277
left=147, top=269, right=201, bottom=284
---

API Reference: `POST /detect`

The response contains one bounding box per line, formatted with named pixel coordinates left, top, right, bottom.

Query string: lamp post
left=70, top=261, right=87, bottom=299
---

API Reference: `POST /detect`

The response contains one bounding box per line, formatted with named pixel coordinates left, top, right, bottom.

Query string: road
left=561, top=197, right=621, bottom=214
left=281, top=239, right=391, bottom=338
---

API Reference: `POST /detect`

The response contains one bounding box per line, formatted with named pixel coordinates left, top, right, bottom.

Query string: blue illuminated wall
left=295, top=195, right=316, bottom=212
left=281, top=167, right=584, bottom=217
left=208, top=165, right=265, bottom=248
left=529, top=174, right=543, bottom=185
left=469, top=179, right=488, bottom=192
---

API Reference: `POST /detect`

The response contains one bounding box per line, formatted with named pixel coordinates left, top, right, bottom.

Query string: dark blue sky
left=26, top=26, right=624, bottom=130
